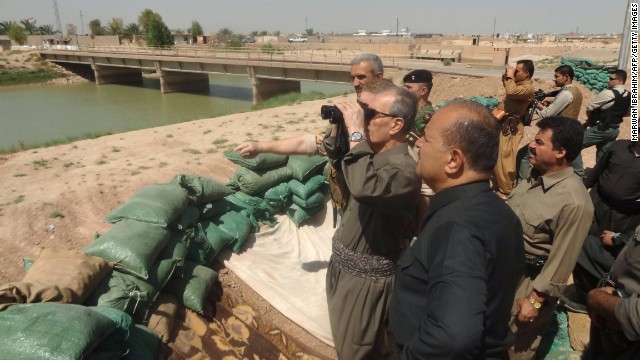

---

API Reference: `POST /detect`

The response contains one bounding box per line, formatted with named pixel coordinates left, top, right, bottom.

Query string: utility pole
left=305, top=16, right=308, bottom=31
left=80, top=10, right=85, bottom=35
left=396, top=17, right=399, bottom=37
left=491, top=17, right=496, bottom=46
left=52, top=0, right=62, bottom=39
left=618, top=0, right=632, bottom=70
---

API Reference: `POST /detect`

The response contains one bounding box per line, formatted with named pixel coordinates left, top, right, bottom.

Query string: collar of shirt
left=424, top=180, right=490, bottom=221
left=530, top=166, right=575, bottom=192
left=613, top=84, right=627, bottom=93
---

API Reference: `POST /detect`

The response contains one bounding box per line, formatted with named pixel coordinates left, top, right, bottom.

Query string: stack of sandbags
left=287, top=174, right=327, bottom=227
left=561, top=57, right=617, bottom=93
left=435, top=96, right=500, bottom=110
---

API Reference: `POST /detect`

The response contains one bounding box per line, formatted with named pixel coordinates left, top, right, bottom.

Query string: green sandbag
left=172, top=174, right=234, bottom=205
left=186, top=221, right=235, bottom=264
left=261, top=182, right=292, bottom=215
left=224, top=151, right=288, bottom=170
left=215, top=211, right=255, bottom=253
left=164, top=261, right=218, bottom=315
left=92, top=306, right=133, bottom=356
left=199, top=200, right=231, bottom=219
left=225, top=192, right=274, bottom=227
left=292, top=191, right=326, bottom=208
left=286, top=155, right=327, bottom=181
left=84, top=220, right=170, bottom=280
left=233, top=166, right=293, bottom=195
left=123, top=324, right=161, bottom=360
left=105, top=183, right=189, bottom=227
left=170, top=205, right=201, bottom=230
left=287, top=203, right=325, bottom=227
left=161, top=230, right=190, bottom=269
left=0, top=303, right=119, bottom=360
left=288, top=175, right=326, bottom=199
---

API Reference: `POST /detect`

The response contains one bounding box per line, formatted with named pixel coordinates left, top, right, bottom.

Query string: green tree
left=250, top=30, right=259, bottom=37
left=271, top=30, right=280, bottom=36
left=190, top=21, right=203, bottom=37
left=8, top=23, right=27, bottom=45
left=0, top=21, right=17, bottom=35
left=258, top=30, right=268, bottom=36
left=89, top=19, right=105, bottom=35
left=138, top=9, right=162, bottom=33
left=104, top=18, right=124, bottom=35
left=20, top=18, right=37, bottom=35
left=304, top=28, right=315, bottom=36
left=38, top=24, right=55, bottom=35
left=123, top=23, right=141, bottom=39
left=146, top=17, right=172, bottom=47
left=217, top=27, right=234, bottom=37
left=225, top=38, right=244, bottom=49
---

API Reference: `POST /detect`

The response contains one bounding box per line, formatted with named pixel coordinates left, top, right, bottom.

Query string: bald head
left=438, top=101, right=500, bottom=173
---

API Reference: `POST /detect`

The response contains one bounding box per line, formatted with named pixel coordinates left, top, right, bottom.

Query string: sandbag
left=92, top=306, right=133, bottom=356
left=186, top=221, right=235, bottom=264
left=170, top=205, right=201, bottom=230
left=0, top=303, right=119, bottom=360
left=172, top=174, right=234, bottom=205
left=164, top=261, right=218, bottom=315
left=84, top=220, right=170, bottom=280
left=261, top=182, right=292, bottom=214
left=225, top=192, right=274, bottom=227
left=286, top=155, right=327, bottom=181
left=104, top=183, right=189, bottom=227
left=288, top=175, right=326, bottom=199
left=291, top=191, right=326, bottom=209
left=287, top=203, right=325, bottom=227
left=123, top=324, right=161, bottom=360
left=0, top=249, right=113, bottom=309
left=215, top=211, right=255, bottom=253
left=146, top=292, right=180, bottom=343
left=233, top=166, right=293, bottom=195
left=224, top=151, right=288, bottom=170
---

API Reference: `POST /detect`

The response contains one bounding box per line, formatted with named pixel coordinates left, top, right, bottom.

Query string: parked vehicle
left=288, top=36, right=308, bottom=43
left=241, top=37, right=256, bottom=43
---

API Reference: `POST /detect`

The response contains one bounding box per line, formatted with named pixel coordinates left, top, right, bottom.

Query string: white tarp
left=221, top=199, right=335, bottom=345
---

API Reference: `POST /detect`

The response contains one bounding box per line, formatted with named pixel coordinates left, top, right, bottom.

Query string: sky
left=0, top=0, right=633, bottom=36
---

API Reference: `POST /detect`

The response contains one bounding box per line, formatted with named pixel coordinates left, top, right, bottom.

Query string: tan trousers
left=494, top=120, right=524, bottom=195
left=508, top=275, right=557, bottom=360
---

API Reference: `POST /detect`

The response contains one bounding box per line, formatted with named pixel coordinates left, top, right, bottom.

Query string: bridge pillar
left=251, top=77, right=301, bottom=105
left=93, top=65, right=142, bottom=85
left=158, top=70, right=210, bottom=93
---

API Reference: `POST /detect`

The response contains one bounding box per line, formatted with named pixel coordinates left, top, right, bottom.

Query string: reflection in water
left=0, top=74, right=351, bottom=150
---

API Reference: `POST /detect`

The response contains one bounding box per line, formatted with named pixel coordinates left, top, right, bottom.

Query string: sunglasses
left=357, top=99, right=397, bottom=120
left=609, top=76, right=618, bottom=81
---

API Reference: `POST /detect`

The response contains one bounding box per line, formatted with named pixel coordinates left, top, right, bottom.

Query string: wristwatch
left=528, top=296, right=544, bottom=309
left=349, top=132, right=365, bottom=142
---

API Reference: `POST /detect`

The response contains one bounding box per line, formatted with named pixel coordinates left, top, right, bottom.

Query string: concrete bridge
left=39, top=47, right=408, bottom=104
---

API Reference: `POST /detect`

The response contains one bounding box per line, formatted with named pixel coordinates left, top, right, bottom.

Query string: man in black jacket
left=389, top=101, right=524, bottom=359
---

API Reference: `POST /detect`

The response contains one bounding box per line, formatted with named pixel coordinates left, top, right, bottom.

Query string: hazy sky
left=0, top=0, right=632, bottom=36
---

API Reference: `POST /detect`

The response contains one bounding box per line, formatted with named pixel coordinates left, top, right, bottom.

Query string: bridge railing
left=56, top=45, right=414, bottom=68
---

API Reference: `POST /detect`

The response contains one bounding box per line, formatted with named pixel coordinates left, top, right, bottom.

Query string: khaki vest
left=558, top=86, right=582, bottom=120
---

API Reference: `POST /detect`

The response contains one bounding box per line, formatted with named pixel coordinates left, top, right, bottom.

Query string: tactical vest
left=558, top=86, right=583, bottom=120
left=592, top=89, right=631, bottom=127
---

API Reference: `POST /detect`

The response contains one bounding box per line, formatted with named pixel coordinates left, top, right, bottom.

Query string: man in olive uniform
left=329, top=87, right=421, bottom=359
left=507, top=116, right=593, bottom=359
left=402, top=69, right=435, bottom=142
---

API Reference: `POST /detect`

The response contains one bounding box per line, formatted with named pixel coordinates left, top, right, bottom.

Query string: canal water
left=0, top=74, right=352, bottom=151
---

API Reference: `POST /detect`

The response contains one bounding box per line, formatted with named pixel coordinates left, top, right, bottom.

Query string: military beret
left=403, top=69, right=433, bottom=84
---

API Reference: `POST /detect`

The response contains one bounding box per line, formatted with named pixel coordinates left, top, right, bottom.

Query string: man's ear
left=390, top=117, right=404, bottom=135
left=444, top=148, right=464, bottom=175
left=555, top=147, right=567, bottom=160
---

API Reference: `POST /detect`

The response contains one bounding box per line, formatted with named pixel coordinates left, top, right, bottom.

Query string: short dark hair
left=613, top=69, right=627, bottom=84
left=555, top=65, right=575, bottom=80
left=383, top=87, right=417, bottom=134
left=440, top=101, right=499, bottom=173
left=517, top=60, right=535, bottom=78
left=536, top=116, right=584, bottom=162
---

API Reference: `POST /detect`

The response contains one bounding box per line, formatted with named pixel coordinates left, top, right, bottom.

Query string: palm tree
left=104, top=18, right=124, bottom=36
left=124, top=23, right=141, bottom=37
left=20, top=18, right=37, bottom=35
left=38, top=24, right=55, bottom=35
left=0, top=20, right=17, bottom=35
left=217, top=27, right=234, bottom=37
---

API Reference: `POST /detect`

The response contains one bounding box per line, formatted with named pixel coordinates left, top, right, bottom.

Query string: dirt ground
left=0, top=47, right=632, bottom=357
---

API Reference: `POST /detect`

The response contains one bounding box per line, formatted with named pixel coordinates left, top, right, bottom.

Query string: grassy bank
left=251, top=90, right=347, bottom=111
left=0, top=131, right=113, bottom=155
left=0, top=67, right=65, bottom=86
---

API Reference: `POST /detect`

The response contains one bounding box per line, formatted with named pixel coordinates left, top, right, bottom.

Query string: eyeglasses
left=365, top=108, right=397, bottom=121
left=609, top=76, right=618, bottom=81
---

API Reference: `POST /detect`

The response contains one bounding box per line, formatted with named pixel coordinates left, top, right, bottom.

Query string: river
left=0, top=74, right=352, bottom=151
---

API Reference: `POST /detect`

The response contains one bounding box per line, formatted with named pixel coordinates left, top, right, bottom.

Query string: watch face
left=350, top=132, right=364, bottom=142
